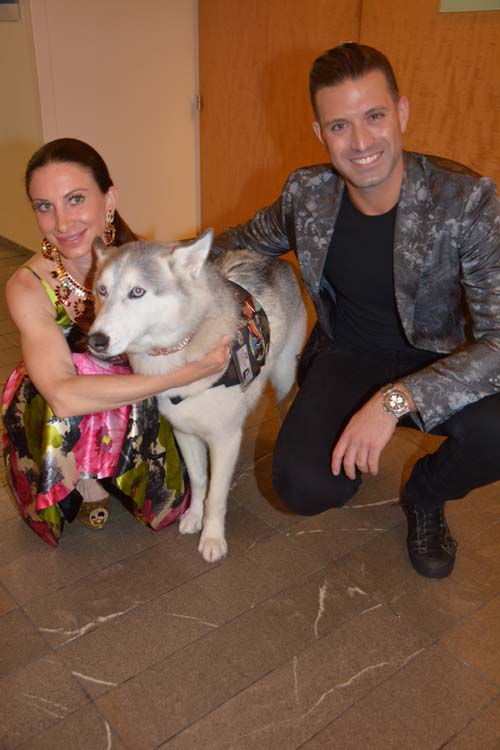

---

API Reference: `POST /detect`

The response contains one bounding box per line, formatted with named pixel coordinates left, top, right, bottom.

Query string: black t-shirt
left=323, top=190, right=417, bottom=354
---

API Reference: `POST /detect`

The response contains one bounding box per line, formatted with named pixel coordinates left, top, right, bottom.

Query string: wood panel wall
left=361, top=0, right=500, bottom=184
left=199, top=0, right=500, bottom=233
left=198, top=0, right=361, bottom=232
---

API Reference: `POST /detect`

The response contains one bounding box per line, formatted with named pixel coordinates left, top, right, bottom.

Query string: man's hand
left=331, top=391, right=398, bottom=480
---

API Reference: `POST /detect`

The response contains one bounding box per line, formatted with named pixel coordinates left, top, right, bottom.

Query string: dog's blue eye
left=96, top=284, right=107, bottom=297
left=129, top=287, right=145, bottom=299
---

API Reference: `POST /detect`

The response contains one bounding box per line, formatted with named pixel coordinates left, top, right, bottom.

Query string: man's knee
left=272, top=450, right=360, bottom=515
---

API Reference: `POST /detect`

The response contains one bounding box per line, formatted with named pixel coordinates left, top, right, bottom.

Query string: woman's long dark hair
left=25, top=138, right=137, bottom=244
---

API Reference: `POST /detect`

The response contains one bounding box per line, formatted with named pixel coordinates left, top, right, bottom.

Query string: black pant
left=273, top=348, right=500, bottom=514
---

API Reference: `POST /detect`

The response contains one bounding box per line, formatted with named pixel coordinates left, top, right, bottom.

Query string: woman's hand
left=196, top=335, right=231, bottom=378
left=173, top=335, right=231, bottom=386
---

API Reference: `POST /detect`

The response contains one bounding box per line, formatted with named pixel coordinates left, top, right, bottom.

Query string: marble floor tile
left=157, top=605, right=431, bottom=750
left=0, top=656, right=89, bottom=750
left=442, top=595, right=500, bottom=686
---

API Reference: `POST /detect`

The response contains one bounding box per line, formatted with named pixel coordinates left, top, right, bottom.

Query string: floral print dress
left=2, top=269, right=189, bottom=547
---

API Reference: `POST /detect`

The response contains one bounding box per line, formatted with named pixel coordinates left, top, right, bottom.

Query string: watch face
left=383, top=388, right=409, bottom=417
left=388, top=393, right=405, bottom=410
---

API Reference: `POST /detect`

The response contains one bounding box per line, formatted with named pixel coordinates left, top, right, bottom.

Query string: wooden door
left=361, top=0, right=500, bottom=185
left=198, top=0, right=361, bottom=233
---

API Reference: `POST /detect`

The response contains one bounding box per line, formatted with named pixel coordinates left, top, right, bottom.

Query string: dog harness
left=169, top=281, right=270, bottom=405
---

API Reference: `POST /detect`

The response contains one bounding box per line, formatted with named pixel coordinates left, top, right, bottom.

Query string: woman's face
left=28, top=161, right=116, bottom=260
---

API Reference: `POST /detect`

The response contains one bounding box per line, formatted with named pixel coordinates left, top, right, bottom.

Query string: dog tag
left=231, top=341, right=256, bottom=387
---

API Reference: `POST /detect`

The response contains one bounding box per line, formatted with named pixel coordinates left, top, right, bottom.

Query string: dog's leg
left=199, top=429, right=243, bottom=563
left=175, top=431, right=208, bottom=536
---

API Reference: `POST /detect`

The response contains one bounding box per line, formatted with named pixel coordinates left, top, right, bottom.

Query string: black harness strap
left=169, top=281, right=270, bottom=405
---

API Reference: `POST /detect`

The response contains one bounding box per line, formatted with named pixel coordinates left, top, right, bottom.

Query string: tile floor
left=0, top=236, right=499, bottom=749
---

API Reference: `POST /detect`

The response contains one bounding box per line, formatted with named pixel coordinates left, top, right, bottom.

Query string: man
left=213, top=43, right=500, bottom=578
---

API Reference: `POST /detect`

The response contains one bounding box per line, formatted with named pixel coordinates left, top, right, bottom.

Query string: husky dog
left=89, top=230, right=306, bottom=562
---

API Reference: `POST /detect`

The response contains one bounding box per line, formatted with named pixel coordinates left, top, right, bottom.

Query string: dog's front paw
left=179, top=509, right=203, bottom=535
left=198, top=534, right=228, bottom=563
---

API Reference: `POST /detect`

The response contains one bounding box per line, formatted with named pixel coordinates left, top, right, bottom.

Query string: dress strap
left=23, top=265, right=58, bottom=306
left=23, top=265, right=41, bottom=280
left=22, top=265, right=73, bottom=328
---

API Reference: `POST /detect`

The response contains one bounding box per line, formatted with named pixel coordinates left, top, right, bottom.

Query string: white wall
left=0, top=0, right=43, bottom=250
left=29, top=0, right=200, bottom=242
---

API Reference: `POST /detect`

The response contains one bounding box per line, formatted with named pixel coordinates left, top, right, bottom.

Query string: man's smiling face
left=313, top=70, right=409, bottom=212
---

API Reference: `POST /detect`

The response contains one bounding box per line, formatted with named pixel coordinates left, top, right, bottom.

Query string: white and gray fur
left=89, top=230, right=306, bottom=562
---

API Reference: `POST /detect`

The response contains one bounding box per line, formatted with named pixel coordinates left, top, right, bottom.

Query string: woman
left=2, top=138, right=228, bottom=547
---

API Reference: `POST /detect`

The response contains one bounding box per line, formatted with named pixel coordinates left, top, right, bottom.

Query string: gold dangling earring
left=103, top=210, right=116, bottom=246
left=41, top=238, right=58, bottom=260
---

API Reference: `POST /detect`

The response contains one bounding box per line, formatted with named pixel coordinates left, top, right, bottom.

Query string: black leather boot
left=404, top=504, right=457, bottom=578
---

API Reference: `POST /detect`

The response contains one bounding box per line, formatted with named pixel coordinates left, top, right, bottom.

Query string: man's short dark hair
left=309, top=43, right=400, bottom=119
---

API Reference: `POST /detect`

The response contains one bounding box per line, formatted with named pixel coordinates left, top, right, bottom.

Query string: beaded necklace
left=48, top=247, right=95, bottom=328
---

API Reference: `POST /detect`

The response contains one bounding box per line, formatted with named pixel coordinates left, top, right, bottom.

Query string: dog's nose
left=88, top=331, right=110, bottom=353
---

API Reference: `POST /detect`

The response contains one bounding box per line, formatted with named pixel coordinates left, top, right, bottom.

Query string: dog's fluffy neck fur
left=132, top=261, right=241, bottom=371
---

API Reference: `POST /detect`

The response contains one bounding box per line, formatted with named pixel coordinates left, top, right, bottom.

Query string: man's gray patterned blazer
left=214, top=151, right=500, bottom=432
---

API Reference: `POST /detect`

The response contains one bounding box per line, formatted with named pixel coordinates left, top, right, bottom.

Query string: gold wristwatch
left=381, top=383, right=411, bottom=419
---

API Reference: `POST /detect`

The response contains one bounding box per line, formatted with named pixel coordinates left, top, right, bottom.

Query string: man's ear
left=397, top=96, right=410, bottom=134
left=312, top=121, right=325, bottom=148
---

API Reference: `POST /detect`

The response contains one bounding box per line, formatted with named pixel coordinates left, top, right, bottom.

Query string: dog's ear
left=93, top=236, right=111, bottom=263
left=172, top=228, right=213, bottom=278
